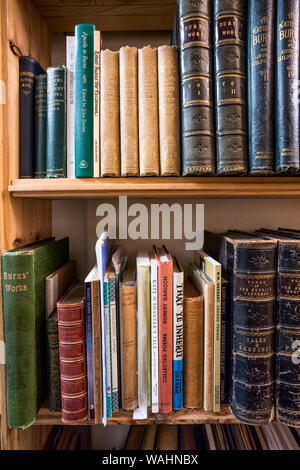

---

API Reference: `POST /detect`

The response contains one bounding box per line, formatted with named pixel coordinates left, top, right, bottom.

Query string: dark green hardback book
left=46, top=66, right=67, bottom=178
left=214, top=0, right=248, bottom=175
left=35, top=74, right=47, bottom=178
left=2, top=237, right=69, bottom=428
left=46, top=310, right=61, bottom=412
left=178, top=0, right=215, bottom=175
left=75, top=24, right=95, bottom=178
left=275, top=0, right=300, bottom=173
left=248, top=0, right=275, bottom=175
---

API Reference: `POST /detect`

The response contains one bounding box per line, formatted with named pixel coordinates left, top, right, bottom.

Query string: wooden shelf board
left=34, top=405, right=238, bottom=426
left=9, top=177, right=300, bottom=199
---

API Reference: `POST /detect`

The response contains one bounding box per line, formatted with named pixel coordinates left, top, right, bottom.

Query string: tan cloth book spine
left=158, top=45, right=180, bottom=176
left=120, top=282, right=138, bottom=411
left=183, top=279, right=204, bottom=409
left=120, top=46, right=139, bottom=176
left=138, top=46, right=159, bottom=176
left=101, top=50, right=120, bottom=176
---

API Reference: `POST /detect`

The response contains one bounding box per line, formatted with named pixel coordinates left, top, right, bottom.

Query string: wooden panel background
left=0, top=0, right=52, bottom=450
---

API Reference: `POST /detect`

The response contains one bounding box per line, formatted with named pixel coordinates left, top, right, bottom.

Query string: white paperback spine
left=66, top=36, right=75, bottom=178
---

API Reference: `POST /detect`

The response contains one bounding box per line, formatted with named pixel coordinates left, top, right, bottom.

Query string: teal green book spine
left=46, top=67, right=67, bottom=178
left=75, top=24, right=95, bottom=177
left=1, top=238, right=69, bottom=428
left=35, top=74, right=47, bottom=178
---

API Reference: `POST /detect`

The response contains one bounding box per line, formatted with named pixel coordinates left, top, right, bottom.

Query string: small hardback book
left=157, top=246, right=173, bottom=414
left=138, top=46, right=160, bottom=176
left=45, top=260, right=77, bottom=318
left=194, top=250, right=222, bottom=412
left=1, top=237, right=69, bottom=428
left=150, top=247, right=159, bottom=413
left=66, top=36, right=75, bottom=178
left=189, top=263, right=214, bottom=412
left=93, top=30, right=101, bottom=178
left=183, top=278, right=204, bottom=409
left=84, top=266, right=97, bottom=420
left=119, top=46, right=139, bottom=176
left=46, top=309, right=61, bottom=412
left=172, top=256, right=183, bottom=411
left=157, top=45, right=180, bottom=176
left=34, top=74, right=47, bottom=178
left=101, top=50, right=120, bottom=176
left=75, top=23, right=95, bottom=177
left=46, top=66, right=67, bottom=178
left=19, top=56, right=45, bottom=178
left=119, top=260, right=138, bottom=411
left=57, top=282, right=88, bottom=424
left=90, top=267, right=102, bottom=423
left=108, top=262, right=119, bottom=413
left=214, top=0, right=248, bottom=175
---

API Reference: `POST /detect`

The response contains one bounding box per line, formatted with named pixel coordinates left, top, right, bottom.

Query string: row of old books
left=123, top=423, right=300, bottom=451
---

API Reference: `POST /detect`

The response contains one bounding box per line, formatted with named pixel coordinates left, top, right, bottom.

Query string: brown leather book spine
left=120, top=282, right=138, bottom=410
left=138, top=46, right=159, bottom=176
left=120, top=46, right=139, bottom=176
left=183, top=281, right=204, bottom=408
left=101, top=50, right=120, bottom=176
left=158, top=45, right=180, bottom=176
left=57, top=301, right=88, bottom=424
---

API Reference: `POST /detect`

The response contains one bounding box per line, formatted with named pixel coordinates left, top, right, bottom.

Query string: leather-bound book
left=57, top=282, right=88, bottom=424
left=204, top=231, right=277, bottom=425
left=46, top=66, right=67, bottom=178
left=214, top=0, right=248, bottom=175
left=138, top=46, right=159, bottom=176
left=19, top=56, right=45, bottom=178
left=248, top=0, right=275, bottom=175
left=119, top=47, right=139, bottom=176
left=183, top=278, right=204, bottom=409
left=101, top=50, right=120, bottom=177
left=158, top=46, right=180, bottom=176
left=34, top=74, right=47, bottom=178
left=178, top=0, right=215, bottom=175
left=275, top=0, right=300, bottom=174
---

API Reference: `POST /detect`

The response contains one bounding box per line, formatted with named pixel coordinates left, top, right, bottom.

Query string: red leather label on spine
left=58, top=306, right=84, bottom=323
left=59, top=323, right=85, bottom=342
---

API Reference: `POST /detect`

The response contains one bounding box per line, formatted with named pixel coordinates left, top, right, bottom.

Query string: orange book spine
left=158, top=254, right=173, bottom=413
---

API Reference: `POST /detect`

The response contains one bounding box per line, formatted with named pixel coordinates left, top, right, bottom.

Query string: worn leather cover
left=46, top=67, right=67, bottom=178
left=75, top=24, right=95, bottom=177
left=101, top=50, right=121, bottom=176
left=178, top=0, right=215, bottom=175
left=57, top=283, right=88, bottom=424
left=120, top=47, right=139, bottom=176
left=35, top=74, right=47, bottom=178
left=158, top=46, right=181, bottom=176
left=19, top=56, right=45, bottom=178
left=138, top=47, right=160, bottom=176
left=46, top=310, right=61, bottom=412
left=183, top=279, right=204, bottom=409
left=2, top=238, right=69, bottom=428
left=248, top=0, right=275, bottom=174
left=214, top=0, right=248, bottom=174
left=275, top=0, right=300, bottom=173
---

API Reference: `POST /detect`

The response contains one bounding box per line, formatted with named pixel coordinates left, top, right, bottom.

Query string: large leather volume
left=57, top=283, right=88, bottom=424
left=101, top=50, right=120, bottom=176
left=35, top=74, right=47, bottom=178
left=138, top=46, right=160, bottom=176
left=214, top=0, right=248, bottom=175
left=46, top=310, right=61, bottom=412
left=275, top=0, right=300, bottom=173
left=158, top=46, right=180, bottom=176
left=178, top=0, right=215, bottom=175
left=46, top=67, right=67, bottom=178
left=120, top=47, right=139, bottom=176
left=248, top=0, right=275, bottom=175
left=19, top=57, right=45, bottom=178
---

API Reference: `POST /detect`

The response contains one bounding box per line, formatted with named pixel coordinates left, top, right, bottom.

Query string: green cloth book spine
left=2, top=238, right=69, bottom=428
left=35, top=74, right=47, bottom=178
left=46, top=310, right=61, bottom=412
left=46, top=66, right=67, bottom=178
left=75, top=23, right=95, bottom=177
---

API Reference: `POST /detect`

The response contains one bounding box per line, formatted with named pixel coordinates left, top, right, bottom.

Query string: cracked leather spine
left=178, top=0, right=215, bottom=176
left=214, top=0, right=247, bottom=175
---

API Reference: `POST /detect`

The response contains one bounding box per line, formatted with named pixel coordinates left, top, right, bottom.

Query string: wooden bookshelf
left=9, top=177, right=300, bottom=199
left=34, top=404, right=238, bottom=426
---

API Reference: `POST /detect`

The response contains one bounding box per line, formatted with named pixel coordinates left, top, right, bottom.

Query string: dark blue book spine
left=85, top=280, right=94, bottom=420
